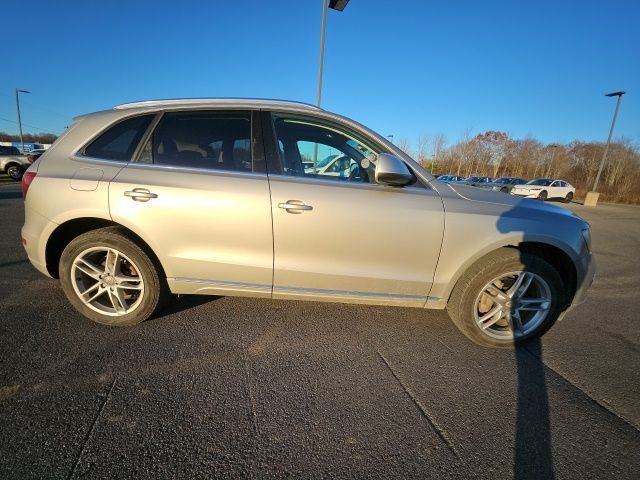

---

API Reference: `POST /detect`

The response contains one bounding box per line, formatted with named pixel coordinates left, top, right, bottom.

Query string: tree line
left=396, top=132, right=640, bottom=204
left=0, top=131, right=58, bottom=144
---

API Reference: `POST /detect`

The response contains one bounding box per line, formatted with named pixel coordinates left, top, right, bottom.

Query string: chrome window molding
left=267, top=173, right=438, bottom=195
left=119, top=161, right=269, bottom=179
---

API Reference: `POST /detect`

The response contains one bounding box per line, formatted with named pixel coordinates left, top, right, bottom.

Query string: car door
left=549, top=180, right=563, bottom=198
left=263, top=111, right=445, bottom=307
left=109, top=109, right=273, bottom=298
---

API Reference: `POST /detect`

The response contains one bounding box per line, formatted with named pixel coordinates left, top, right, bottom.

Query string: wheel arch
left=436, top=240, right=578, bottom=309
left=45, top=217, right=167, bottom=280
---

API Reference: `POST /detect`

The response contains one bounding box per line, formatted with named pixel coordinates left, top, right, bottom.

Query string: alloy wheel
left=474, top=271, right=552, bottom=340
left=70, top=247, right=145, bottom=316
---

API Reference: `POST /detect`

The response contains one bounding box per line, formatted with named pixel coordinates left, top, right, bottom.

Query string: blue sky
left=2, top=0, right=638, bottom=147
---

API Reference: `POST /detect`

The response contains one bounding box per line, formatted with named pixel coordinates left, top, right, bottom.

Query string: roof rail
left=114, top=98, right=322, bottom=111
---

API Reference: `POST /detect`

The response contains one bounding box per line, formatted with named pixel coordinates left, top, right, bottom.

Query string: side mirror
left=375, top=154, right=414, bottom=187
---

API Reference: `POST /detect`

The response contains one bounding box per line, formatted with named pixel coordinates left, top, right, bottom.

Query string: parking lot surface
left=1, top=183, right=639, bottom=479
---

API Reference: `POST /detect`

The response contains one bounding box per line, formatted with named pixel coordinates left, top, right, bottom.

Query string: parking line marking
left=377, top=351, right=460, bottom=460
left=67, top=376, right=117, bottom=480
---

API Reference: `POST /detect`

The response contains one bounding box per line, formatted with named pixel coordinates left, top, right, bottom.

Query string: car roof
left=113, top=98, right=322, bottom=112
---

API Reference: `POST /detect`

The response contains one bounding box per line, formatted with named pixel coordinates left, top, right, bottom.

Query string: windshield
left=526, top=179, right=553, bottom=186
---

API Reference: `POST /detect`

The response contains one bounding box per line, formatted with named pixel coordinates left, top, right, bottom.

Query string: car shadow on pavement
left=152, top=294, right=222, bottom=320
left=515, top=339, right=554, bottom=480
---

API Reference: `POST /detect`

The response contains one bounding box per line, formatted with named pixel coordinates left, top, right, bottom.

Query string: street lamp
left=585, top=91, right=625, bottom=206
left=316, top=0, right=350, bottom=106
left=15, top=89, right=30, bottom=153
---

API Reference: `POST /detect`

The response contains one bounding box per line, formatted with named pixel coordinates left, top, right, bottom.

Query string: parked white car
left=511, top=179, right=575, bottom=202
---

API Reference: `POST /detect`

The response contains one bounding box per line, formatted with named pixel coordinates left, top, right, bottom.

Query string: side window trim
left=132, top=109, right=254, bottom=173
left=131, top=112, right=164, bottom=163
left=263, top=110, right=428, bottom=190
left=260, top=111, right=282, bottom=175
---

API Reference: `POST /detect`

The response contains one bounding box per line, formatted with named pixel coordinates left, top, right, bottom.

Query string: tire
left=537, top=190, right=548, bottom=201
left=59, top=226, right=169, bottom=326
left=563, top=192, right=573, bottom=203
left=500, top=187, right=509, bottom=193
left=447, top=248, right=564, bottom=348
left=6, top=165, right=23, bottom=181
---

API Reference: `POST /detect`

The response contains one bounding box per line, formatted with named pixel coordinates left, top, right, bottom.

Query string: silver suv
left=21, top=99, right=595, bottom=347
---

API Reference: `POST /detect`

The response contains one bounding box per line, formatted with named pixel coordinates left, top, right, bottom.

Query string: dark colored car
left=437, top=174, right=465, bottom=184
left=478, top=177, right=528, bottom=193
left=460, top=176, right=494, bottom=187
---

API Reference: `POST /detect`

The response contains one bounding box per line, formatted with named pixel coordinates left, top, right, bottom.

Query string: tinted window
left=144, top=111, right=252, bottom=171
left=527, top=179, right=553, bottom=186
left=0, top=146, right=21, bottom=155
left=272, top=115, right=380, bottom=183
left=84, top=115, right=153, bottom=161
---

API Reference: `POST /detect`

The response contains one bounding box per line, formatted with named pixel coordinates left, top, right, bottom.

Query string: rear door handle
left=278, top=200, right=313, bottom=213
left=124, top=188, right=158, bottom=202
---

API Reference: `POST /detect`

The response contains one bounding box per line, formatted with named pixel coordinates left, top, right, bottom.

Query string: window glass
left=84, top=115, right=153, bottom=161
left=272, top=115, right=379, bottom=183
left=144, top=111, right=252, bottom=171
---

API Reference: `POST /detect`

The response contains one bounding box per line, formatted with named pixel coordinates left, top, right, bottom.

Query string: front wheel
left=59, top=227, right=169, bottom=326
left=447, top=249, right=564, bottom=348
left=563, top=192, right=573, bottom=203
left=537, top=190, right=548, bottom=201
left=6, top=165, right=24, bottom=180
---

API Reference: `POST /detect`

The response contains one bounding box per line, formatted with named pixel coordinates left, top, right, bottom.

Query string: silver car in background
left=21, top=98, right=595, bottom=347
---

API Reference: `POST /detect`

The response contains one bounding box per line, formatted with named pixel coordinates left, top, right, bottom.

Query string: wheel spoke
left=478, top=305, right=504, bottom=329
left=518, top=297, right=550, bottom=312
left=108, top=288, right=127, bottom=313
left=506, top=272, right=527, bottom=297
left=511, top=310, right=524, bottom=333
left=485, top=285, right=509, bottom=305
left=115, top=275, right=143, bottom=290
left=74, top=258, right=104, bottom=279
left=82, top=284, right=104, bottom=304
left=105, top=249, right=119, bottom=275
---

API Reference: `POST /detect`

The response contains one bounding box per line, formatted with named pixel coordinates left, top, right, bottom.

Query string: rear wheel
left=563, top=191, right=573, bottom=203
left=500, top=187, right=509, bottom=193
left=59, top=227, right=169, bottom=326
left=537, top=190, right=548, bottom=201
left=6, top=165, right=23, bottom=181
left=447, top=249, right=564, bottom=348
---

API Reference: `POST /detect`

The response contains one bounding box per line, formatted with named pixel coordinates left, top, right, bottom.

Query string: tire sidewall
left=59, top=229, right=162, bottom=326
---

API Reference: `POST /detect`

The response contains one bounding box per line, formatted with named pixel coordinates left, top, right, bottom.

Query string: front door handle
left=124, top=188, right=158, bottom=202
left=278, top=200, right=313, bottom=213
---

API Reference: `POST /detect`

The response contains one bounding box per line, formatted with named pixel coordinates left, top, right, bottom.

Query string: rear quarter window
left=83, top=115, right=154, bottom=161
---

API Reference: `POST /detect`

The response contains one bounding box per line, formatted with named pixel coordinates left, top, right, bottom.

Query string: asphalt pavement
left=1, top=182, right=638, bottom=479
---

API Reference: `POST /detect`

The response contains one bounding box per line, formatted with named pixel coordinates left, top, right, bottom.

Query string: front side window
left=84, top=115, right=153, bottom=161
left=140, top=111, right=252, bottom=172
left=272, top=114, right=380, bottom=183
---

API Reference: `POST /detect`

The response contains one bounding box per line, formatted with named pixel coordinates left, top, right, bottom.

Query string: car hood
left=447, top=183, right=574, bottom=217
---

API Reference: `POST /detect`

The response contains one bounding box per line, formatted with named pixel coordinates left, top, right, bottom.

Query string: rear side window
left=139, top=111, right=252, bottom=172
left=0, top=146, right=21, bottom=155
left=84, top=115, right=153, bottom=161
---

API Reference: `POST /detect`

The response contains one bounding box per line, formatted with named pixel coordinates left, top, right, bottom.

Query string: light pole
left=15, top=89, right=30, bottom=153
left=316, top=0, right=350, bottom=106
left=387, top=134, right=394, bottom=144
left=585, top=91, right=625, bottom=206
